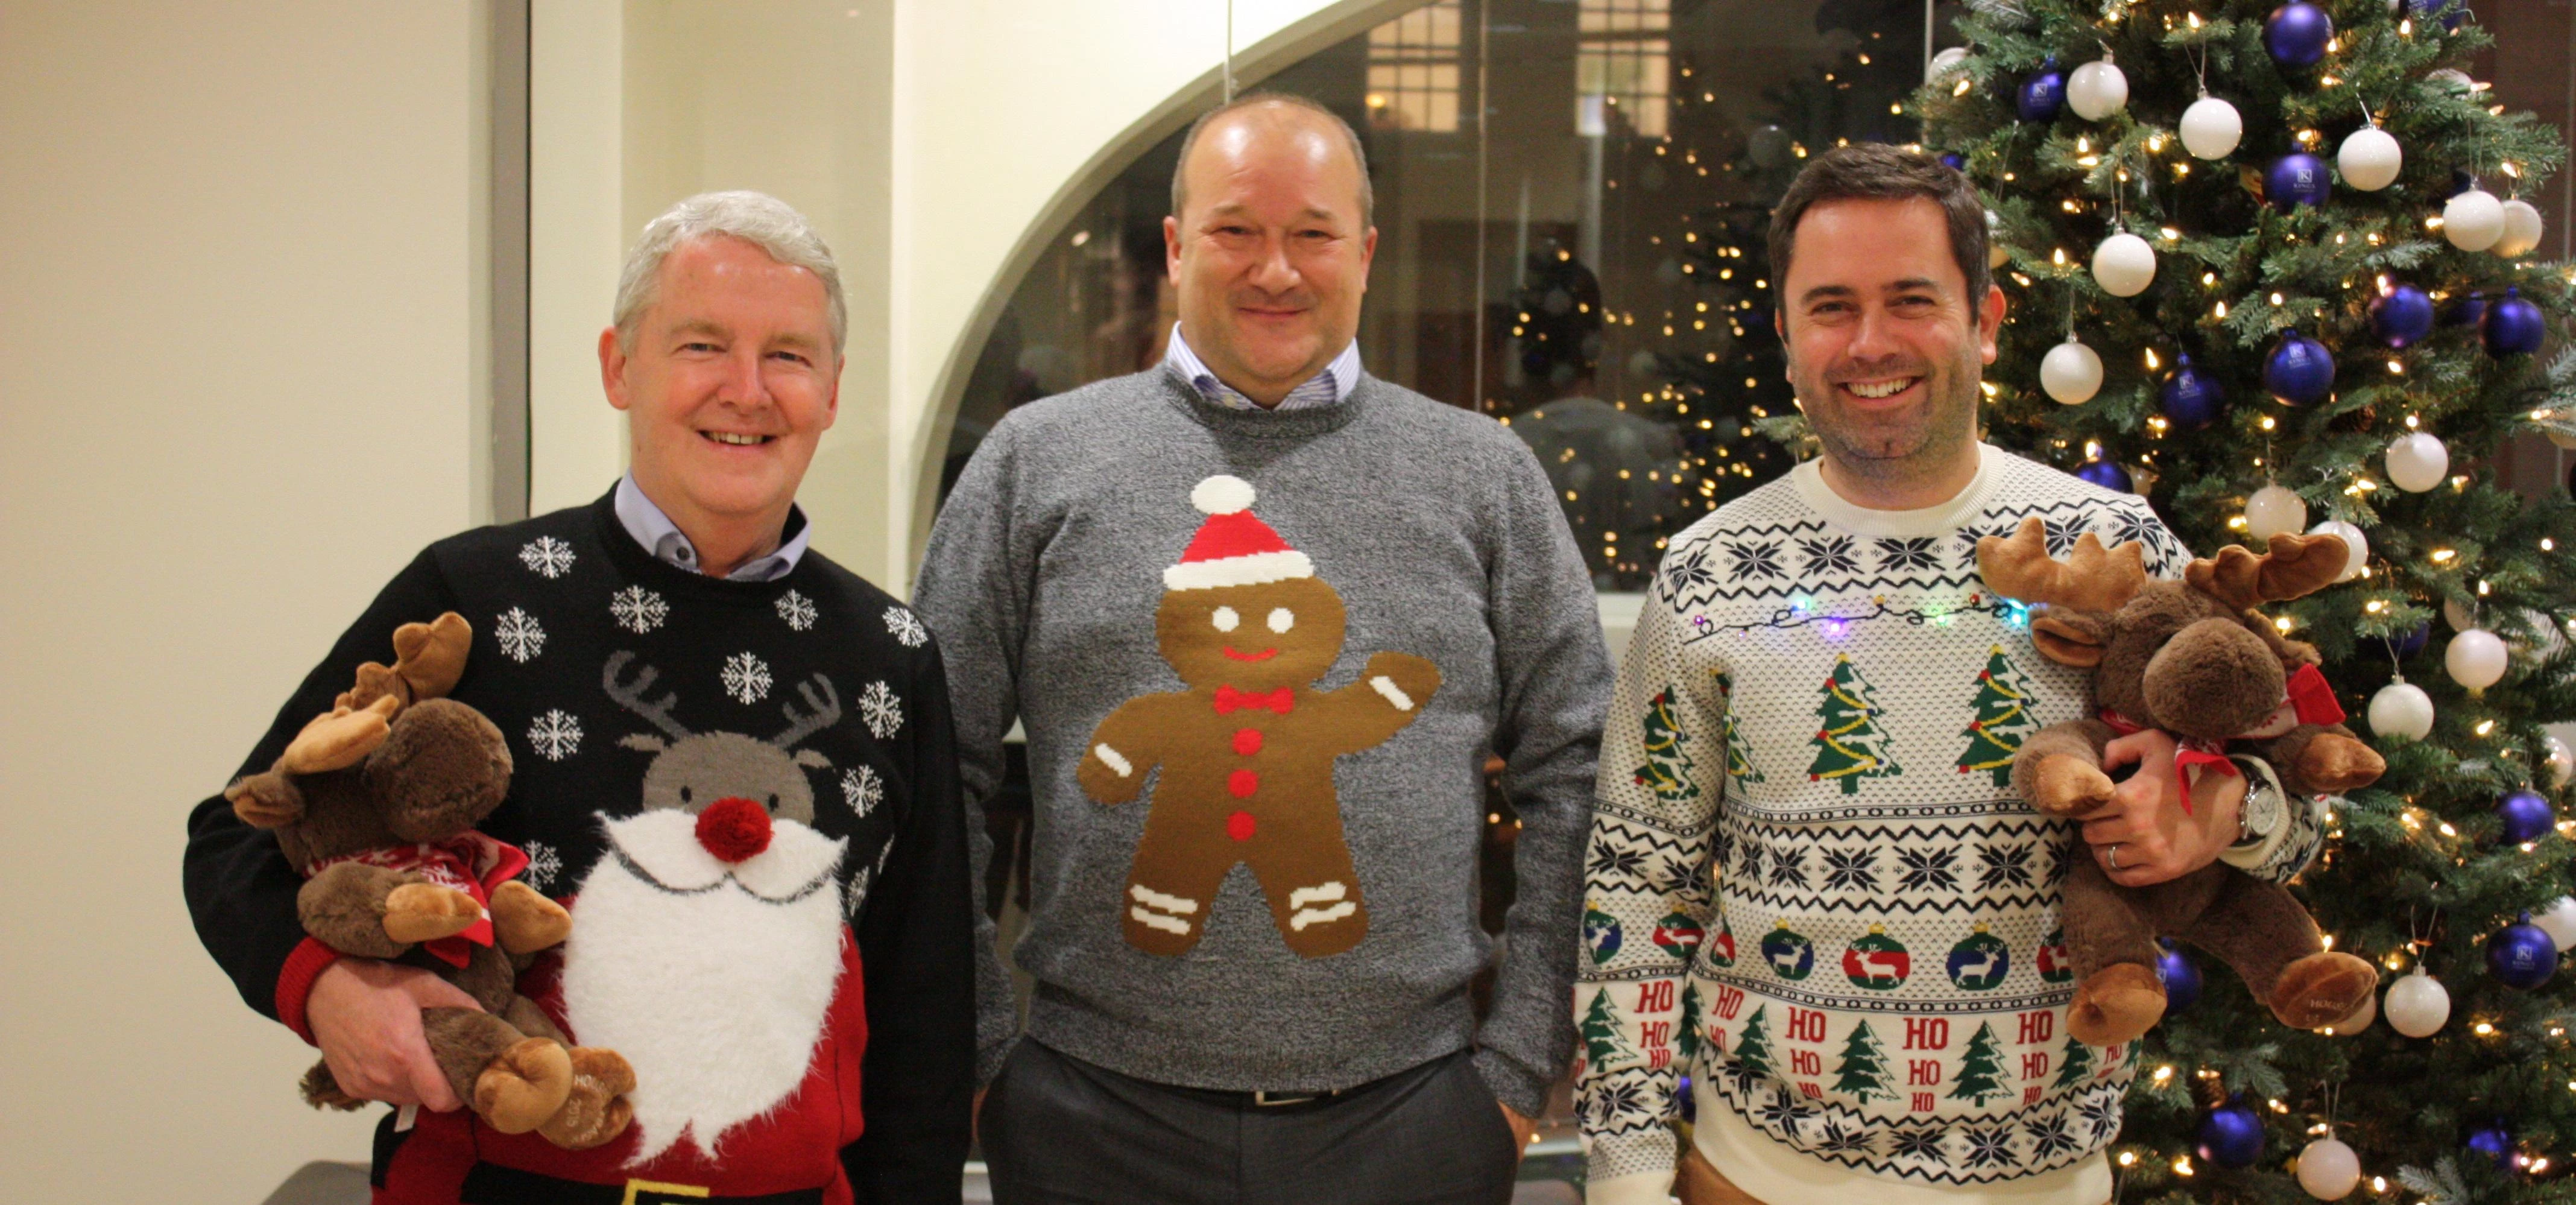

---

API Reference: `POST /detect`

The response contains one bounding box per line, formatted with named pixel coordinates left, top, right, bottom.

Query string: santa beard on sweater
left=561, top=808, right=847, bottom=1166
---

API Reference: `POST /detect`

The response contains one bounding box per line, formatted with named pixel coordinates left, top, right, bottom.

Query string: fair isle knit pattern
left=1577, top=446, right=2317, bottom=1194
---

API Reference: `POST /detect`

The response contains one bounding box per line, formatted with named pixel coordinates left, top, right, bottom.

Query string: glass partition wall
left=944, top=0, right=1945, bottom=590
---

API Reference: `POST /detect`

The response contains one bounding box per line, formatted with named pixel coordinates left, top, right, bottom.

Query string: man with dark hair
left=918, top=93, right=1608, bottom=1203
left=1574, top=144, right=2319, bottom=1204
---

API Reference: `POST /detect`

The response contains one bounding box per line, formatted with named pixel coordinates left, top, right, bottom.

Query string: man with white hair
left=185, top=191, right=974, bottom=1203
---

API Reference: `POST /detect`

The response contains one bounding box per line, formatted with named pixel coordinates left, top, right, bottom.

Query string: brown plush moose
left=225, top=613, right=634, bottom=1149
left=1975, top=517, right=2384, bottom=1046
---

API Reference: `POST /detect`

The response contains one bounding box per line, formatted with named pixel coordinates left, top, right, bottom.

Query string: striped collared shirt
left=1161, top=322, right=1360, bottom=411
left=611, top=473, right=811, bottom=582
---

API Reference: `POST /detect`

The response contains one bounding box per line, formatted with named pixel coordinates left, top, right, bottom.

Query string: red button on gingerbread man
left=1077, top=475, right=1441, bottom=958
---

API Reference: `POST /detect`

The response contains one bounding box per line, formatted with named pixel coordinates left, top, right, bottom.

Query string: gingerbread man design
left=1078, top=475, right=1441, bottom=959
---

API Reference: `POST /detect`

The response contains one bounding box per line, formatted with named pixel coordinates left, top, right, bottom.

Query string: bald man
left=917, top=95, right=1609, bottom=1203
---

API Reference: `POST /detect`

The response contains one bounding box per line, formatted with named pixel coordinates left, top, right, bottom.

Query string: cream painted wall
left=0, top=2, right=488, bottom=1200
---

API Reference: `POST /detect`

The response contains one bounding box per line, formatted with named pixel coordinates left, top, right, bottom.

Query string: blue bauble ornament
left=2161, top=355, right=2225, bottom=429
left=2445, top=289, right=2489, bottom=329
left=2264, top=332, right=2335, bottom=403
left=1940, top=153, right=1966, bottom=171
left=2489, top=911, right=2559, bottom=989
left=2265, top=152, right=2332, bottom=208
left=2372, top=284, right=2436, bottom=348
left=2156, top=938, right=2203, bottom=1012
left=2484, top=286, right=2546, bottom=356
left=2197, top=1097, right=2265, bottom=1169
left=2467, top=1121, right=2513, bottom=1171
left=2018, top=57, right=2066, bottom=122
left=2077, top=458, right=2133, bottom=493
left=2378, top=619, right=2432, bottom=660
left=2411, top=0, right=2472, bottom=34
left=2265, top=2, right=2334, bottom=67
left=2499, top=789, right=2554, bottom=843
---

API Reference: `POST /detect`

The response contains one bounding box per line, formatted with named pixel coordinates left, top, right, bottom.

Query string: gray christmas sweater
left=1576, top=446, right=2325, bottom=1204
left=914, top=365, right=1611, bottom=1114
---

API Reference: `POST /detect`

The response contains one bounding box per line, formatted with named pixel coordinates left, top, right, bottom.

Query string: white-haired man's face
left=600, top=235, right=839, bottom=533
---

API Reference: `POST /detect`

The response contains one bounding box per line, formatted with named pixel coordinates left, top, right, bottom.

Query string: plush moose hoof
left=537, top=1048, right=638, bottom=1150
left=490, top=881, right=572, bottom=954
left=474, top=1039, right=574, bottom=1135
left=2032, top=754, right=2117, bottom=817
left=2270, top=952, right=2381, bottom=1030
left=382, top=883, right=484, bottom=944
left=2067, top=963, right=2166, bottom=1046
left=2296, top=735, right=2387, bottom=794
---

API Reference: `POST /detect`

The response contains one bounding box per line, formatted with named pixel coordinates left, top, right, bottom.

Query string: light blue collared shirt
left=1161, top=322, right=1360, bottom=411
left=611, top=473, right=811, bottom=582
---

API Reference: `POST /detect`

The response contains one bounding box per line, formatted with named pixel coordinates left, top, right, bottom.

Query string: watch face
left=2244, top=783, right=2285, bottom=837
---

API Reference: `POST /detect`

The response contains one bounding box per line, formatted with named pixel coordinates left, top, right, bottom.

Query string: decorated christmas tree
left=1717, top=669, right=1767, bottom=785
left=1905, top=0, right=2576, bottom=1197
left=1957, top=644, right=2043, bottom=785
left=1634, top=686, right=1705, bottom=802
left=1808, top=653, right=1901, bottom=792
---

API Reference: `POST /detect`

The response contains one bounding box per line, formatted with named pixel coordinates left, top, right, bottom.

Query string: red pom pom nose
left=695, top=797, right=774, bottom=864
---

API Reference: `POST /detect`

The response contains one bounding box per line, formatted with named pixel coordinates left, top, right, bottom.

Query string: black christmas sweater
left=182, top=487, right=973, bottom=1204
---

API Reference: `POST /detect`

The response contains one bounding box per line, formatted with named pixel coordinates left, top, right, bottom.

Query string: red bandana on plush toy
left=2100, top=663, right=2345, bottom=812
left=306, top=833, right=529, bottom=966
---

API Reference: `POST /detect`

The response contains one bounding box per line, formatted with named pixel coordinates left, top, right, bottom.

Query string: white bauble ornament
left=2320, top=988, right=2375, bottom=1035
left=2337, top=124, right=2403, bottom=191
left=2444, top=186, right=2505, bottom=251
left=2369, top=679, right=2435, bottom=741
left=2246, top=484, right=2310, bottom=541
left=2546, top=733, right=2575, bottom=789
left=2550, top=429, right=2576, bottom=451
left=2091, top=232, right=2156, bottom=297
left=2429, top=68, right=2477, bottom=95
left=2385, top=431, right=2449, bottom=492
left=2494, top=198, right=2544, bottom=258
left=2297, top=1134, right=2363, bottom=1200
left=2040, top=338, right=2104, bottom=405
left=2444, top=597, right=2477, bottom=634
left=2536, top=896, right=2576, bottom=952
left=2384, top=966, right=2451, bottom=1037
left=2067, top=58, right=2129, bottom=121
left=1927, top=46, right=1971, bottom=83
left=2309, top=519, right=2369, bottom=582
left=2180, top=93, right=2244, bottom=159
left=1986, top=208, right=2009, bottom=270
left=2447, top=628, right=2508, bottom=691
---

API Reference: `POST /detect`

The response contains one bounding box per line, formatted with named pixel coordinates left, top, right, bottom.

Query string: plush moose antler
left=2184, top=532, right=2350, bottom=612
left=268, top=613, right=475, bottom=780
left=1977, top=516, right=2150, bottom=613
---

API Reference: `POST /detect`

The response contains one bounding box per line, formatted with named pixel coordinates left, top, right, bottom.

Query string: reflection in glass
left=942, top=0, right=1936, bottom=590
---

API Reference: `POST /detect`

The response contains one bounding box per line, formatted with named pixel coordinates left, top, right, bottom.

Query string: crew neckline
left=1787, top=443, right=2003, bottom=537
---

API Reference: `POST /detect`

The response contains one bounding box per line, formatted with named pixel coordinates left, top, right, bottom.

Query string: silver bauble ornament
left=2180, top=93, right=2244, bottom=159
left=2091, top=232, right=2156, bottom=297
left=2547, top=733, right=2575, bottom=789
left=2447, top=627, right=2508, bottom=691
left=2337, top=124, right=2402, bottom=191
left=2369, top=678, right=2434, bottom=740
left=2494, top=198, right=2544, bottom=258
left=2536, top=896, right=2576, bottom=952
left=2385, top=431, right=2449, bottom=492
left=2066, top=57, right=2129, bottom=121
left=2246, top=484, right=2309, bottom=540
left=2445, top=186, right=2505, bottom=251
left=1927, top=46, right=1971, bottom=83
left=2384, top=965, right=2451, bottom=1037
left=2040, top=338, right=2104, bottom=405
left=2308, top=519, right=2369, bottom=582
left=2320, top=988, right=2375, bottom=1036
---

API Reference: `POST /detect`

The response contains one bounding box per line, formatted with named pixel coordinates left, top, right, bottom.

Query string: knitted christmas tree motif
left=1945, top=922, right=2013, bottom=992
left=1677, top=981, right=1703, bottom=1061
left=2051, top=1035, right=2094, bottom=1090
left=1632, top=686, right=1702, bottom=803
left=1831, top=1019, right=1896, bottom=1103
left=1715, top=670, right=1764, bottom=785
left=1579, top=986, right=1637, bottom=1069
left=1651, top=910, right=1706, bottom=961
left=1761, top=919, right=1817, bottom=981
left=1806, top=654, right=1900, bottom=794
left=1733, top=1005, right=1776, bottom=1079
left=1842, top=923, right=1913, bottom=991
left=1584, top=901, right=1626, bottom=966
left=1954, top=645, right=2039, bottom=787
left=1946, top=1022, right=2009, bottom=1106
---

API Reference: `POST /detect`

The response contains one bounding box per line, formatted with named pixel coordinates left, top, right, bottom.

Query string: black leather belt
left=460, top=1162, right=827, bottom=1205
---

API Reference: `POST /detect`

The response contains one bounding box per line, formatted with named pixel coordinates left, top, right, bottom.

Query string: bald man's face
left=1164, top=108, right=1375, bottom=406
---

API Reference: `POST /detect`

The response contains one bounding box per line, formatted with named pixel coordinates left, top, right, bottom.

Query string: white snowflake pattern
left=494, top=607, right=546, bottom=663
left=526, top=709, right=583, bottom=761
left=521, top=840, right=563, bottom=892
left=841, top=765, right=884, bottom=817
left=883, top=606, right=928, bottom=648
left=722, top=652, right=774, bottom=704
left=776, top=590, right=818, bottom=631
left=857, top=679, right=903, bottom=738
left=844, top=865, right=873, bottom=917
left=610, top=586, right=668, bottom=634
left=517, top=536, right=577, bottom=579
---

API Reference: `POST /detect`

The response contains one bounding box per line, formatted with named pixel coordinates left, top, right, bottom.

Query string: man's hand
left=306, top=957, right=484, bottom=1110
left=2079, top=729, right=2245, bottom=886
left=1501, top=1102, right=1536, bottom=1159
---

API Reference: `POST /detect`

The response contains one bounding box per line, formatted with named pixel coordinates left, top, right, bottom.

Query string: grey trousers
left=980, top=1040, right=1521, bottom=1205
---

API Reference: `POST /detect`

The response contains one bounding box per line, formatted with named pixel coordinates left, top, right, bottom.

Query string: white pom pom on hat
left=1192, top=474, right=1258, bottom=516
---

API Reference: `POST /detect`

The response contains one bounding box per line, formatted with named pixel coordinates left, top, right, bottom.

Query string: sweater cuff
left=1585, top=1169, right=1674, bottom=1205
left=1472, top=1045, right=1552, bottom=1118
left=976, top=1033, right=1020, bottom=1087
left=273, top=937, right=341, bottom=1045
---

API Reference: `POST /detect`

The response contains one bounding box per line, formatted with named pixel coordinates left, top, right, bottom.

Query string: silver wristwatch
left=2234, top=773, right=2285, bottom=848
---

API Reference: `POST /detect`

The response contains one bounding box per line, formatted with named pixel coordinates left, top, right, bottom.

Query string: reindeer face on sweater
left=601, top=651, right=838, bottom=825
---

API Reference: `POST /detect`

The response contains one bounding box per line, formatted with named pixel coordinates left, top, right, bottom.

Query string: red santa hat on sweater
left=1163, top=475, right=1313, bottom=591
